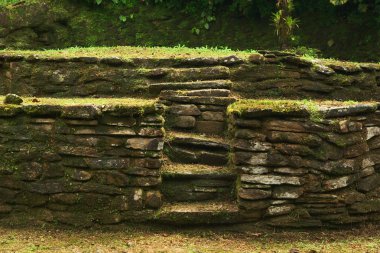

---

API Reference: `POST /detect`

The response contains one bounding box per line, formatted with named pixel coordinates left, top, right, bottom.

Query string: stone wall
left=0, top=101, right=165, bottom=227
left=0, top=52, right=379, bottom=101
left=230, top=101, right=380, bottom=227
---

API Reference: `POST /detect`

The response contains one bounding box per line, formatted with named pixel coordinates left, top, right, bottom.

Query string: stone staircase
left=154, top=78, right=241, bottom=224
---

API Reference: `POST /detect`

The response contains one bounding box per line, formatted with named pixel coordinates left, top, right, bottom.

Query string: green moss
left=227, top=99, right=365, bottom=122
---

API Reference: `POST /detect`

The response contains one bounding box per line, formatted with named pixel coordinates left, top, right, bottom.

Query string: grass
left=0, top=96, right=157, bottom=107
left=0, top=224, right=379, bottom=252
left=0, top=45, right=256, bottom=60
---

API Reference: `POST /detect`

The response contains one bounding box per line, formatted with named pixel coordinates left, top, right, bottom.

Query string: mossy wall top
left=0, top=49, right=379, bottom=101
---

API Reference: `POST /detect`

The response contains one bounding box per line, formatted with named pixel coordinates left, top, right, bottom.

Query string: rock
left=338, top=120, right=362, bottom=133
left=357, top=174, right=380, bottom=192
left=322, top=175, right=356, bottom=191
left=201, top=111, right=225, bottom=121
left=234, top=152, right=268, bottom=166
left=169, top=104, right=201, bottom=116
left=321, top=132, right=365, bottom=148
left=237, top=166, right=269, bottom=175
left=241, top=174, right=302, bottom=186
left=265, top=120, right=307, bottom=133
left=93, top=171, right=130, bottom=187
left=273, top=186, right=304, bottom=199
left=126, top=138, right=164, bottom=151
left=234, top=129, right=266, bottom=140
left=266, top=204, right=295, bottom=216
left=273, top=167, right=307, bottom=175
left=350, top=200, right=380, bottom=213
left=195, top=121, right=225, bottom=134
left=367, top=127, right=380, bottom=140
left=233, top=139, right=271, bottom=152
left=313, top=64, right=335, bottom=75
left=4, top=94, right=23, bottom=105
left=238, top=188, right=271, bottom=200
left=174, top=116, right=196, bottom=129
left=319, top=159, right=359, bottom=175
left=248, top=53, right=265, bottom=64
left=235, top=119, right=261, bottom=128
left=267, top=131, right=322, bottom=147
left=0, top=204, right=12, bottom=214
left=61, top=105, right=100, bottom=119
left=344, top=143, right=369, bottom=158
left=145, top=191, right=162, bottom=209
left=183, top=89, right=231, bottom=97
left=239, top=200, right=270, bottom=210
left=71, top=170, right=92, bottom=182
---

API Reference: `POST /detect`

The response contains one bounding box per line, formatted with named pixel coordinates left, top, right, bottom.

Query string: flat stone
left=273, top=167, right=307, bottom=175
left=169, top=104, right=201, bottom=116
left=126, top=138, right=164, bottom=151
left=322, top=175, right=356, bottom=191
left=266, top=204, right=295, bottom=216
left=234, top=152, right=268, bottom=166
left=367, top=127, right=380, bottom=140
left=241, top=174, right=302, bottom=186
left=357, top=174, right=380, bottom=193
left=195, top=121, right=225, bottom=134
left=344, top=143, right=369, bottom=158
left=265, top=120, right=307, bottom=133
left=181, top=89, right=231, bottom=97
left=273, top=186, right=304, bottom=199
left=267, top=131, right=322, bottom=147
left=238, top=188, right=271, bottom=200
left=350, top=200, right=380, bottom=213
left=234, top=129, right=266, bottom=140
left=201, top=111, right=225, bottom=121
left=61, top=105, right=101, bottom=119
left=233, top=139, right=271, bottom=152
left=0, top=204, right=12, bottom=213
left=237, top=166, right=269, bottom=175
left=235, top=119, right=261, bottom=128
left=174, top=116, right=196, bottom=129
left=71, top=170, right=92, bottom=182
left=319, top=159, right=359, bottom=175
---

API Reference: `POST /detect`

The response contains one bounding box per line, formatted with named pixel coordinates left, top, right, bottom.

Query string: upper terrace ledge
left=0, top=46, right=379, bottom=71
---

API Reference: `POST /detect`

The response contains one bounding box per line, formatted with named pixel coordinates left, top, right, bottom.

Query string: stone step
left=161, top=162, right=236, bottom=179
left=154, top=200, right=241, bottom=224
left=161, top=162, right=236, bottom=202
left=167, top=131, right=230, bottom=151
left=161, top=89, right=231, bottom=98
left=149, top=80, right=232, bottom=94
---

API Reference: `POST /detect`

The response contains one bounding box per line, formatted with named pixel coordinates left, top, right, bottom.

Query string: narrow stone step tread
left=149, top=80, right=232, bottom=93
left=161, top=161, right=236, bottom=179
left=154, top=200, right=241, bottom=224
left=167, top=131, right=230, bottom=150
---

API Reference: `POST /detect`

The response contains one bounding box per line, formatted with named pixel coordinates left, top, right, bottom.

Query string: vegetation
left=0, top=45, right=255, bottom=60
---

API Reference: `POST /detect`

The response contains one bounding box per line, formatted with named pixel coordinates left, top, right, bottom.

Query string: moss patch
left=0, top=45, right=255, bottom=60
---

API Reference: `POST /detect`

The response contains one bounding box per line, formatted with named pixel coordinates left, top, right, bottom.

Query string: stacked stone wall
left=230, top=103, right=380, bottom=227
left=0, top=103, right=164, bottom=227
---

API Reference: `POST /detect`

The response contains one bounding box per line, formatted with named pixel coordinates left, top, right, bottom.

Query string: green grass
left=0, top=225, right=380, bottom=253
left=0, top=45, right=257, bottom=60
left=0, top=96, right=156, bottom=107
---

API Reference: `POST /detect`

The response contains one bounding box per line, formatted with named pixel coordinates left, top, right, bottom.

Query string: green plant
left=272, top=0, right=299, bottom=49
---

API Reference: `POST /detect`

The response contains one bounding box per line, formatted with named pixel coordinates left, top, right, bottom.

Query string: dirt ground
left=0, top=223, right=379, bottom=253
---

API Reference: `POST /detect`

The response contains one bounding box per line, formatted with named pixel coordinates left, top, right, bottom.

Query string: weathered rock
left=126, top=138, right=164, bottom=151
left=70, top=170, right=92, bottom=182
left=273, top=186, right=304, bottom=199
left=234, top=139, right=271, bottom=152
left=195, top=121, right=225, bottom=134
left=169, top=104, right=201, bottom=116
left=350, top=200, right=380, bottom=213
left=266, top=204, right=295, bottom=216
left=237, top=166, right=269, bottom=175
left=145, top=191, right=163, bottom=209
left=241, top=174, right=302, bottom=186
left=367, top=127, right=380, bottom=140
left=174, top=116, right=196, bottom=129
left=267, top=131, right=322, bottom=147
left=322, top=175, right=356, bottom=191
left=357, top=174, right=380, bottom=193
left=201, top=111, right=225, bottom=121
left=4, top=94, right=23, bottom=105
left=238, top=188, right=271, bottom=200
